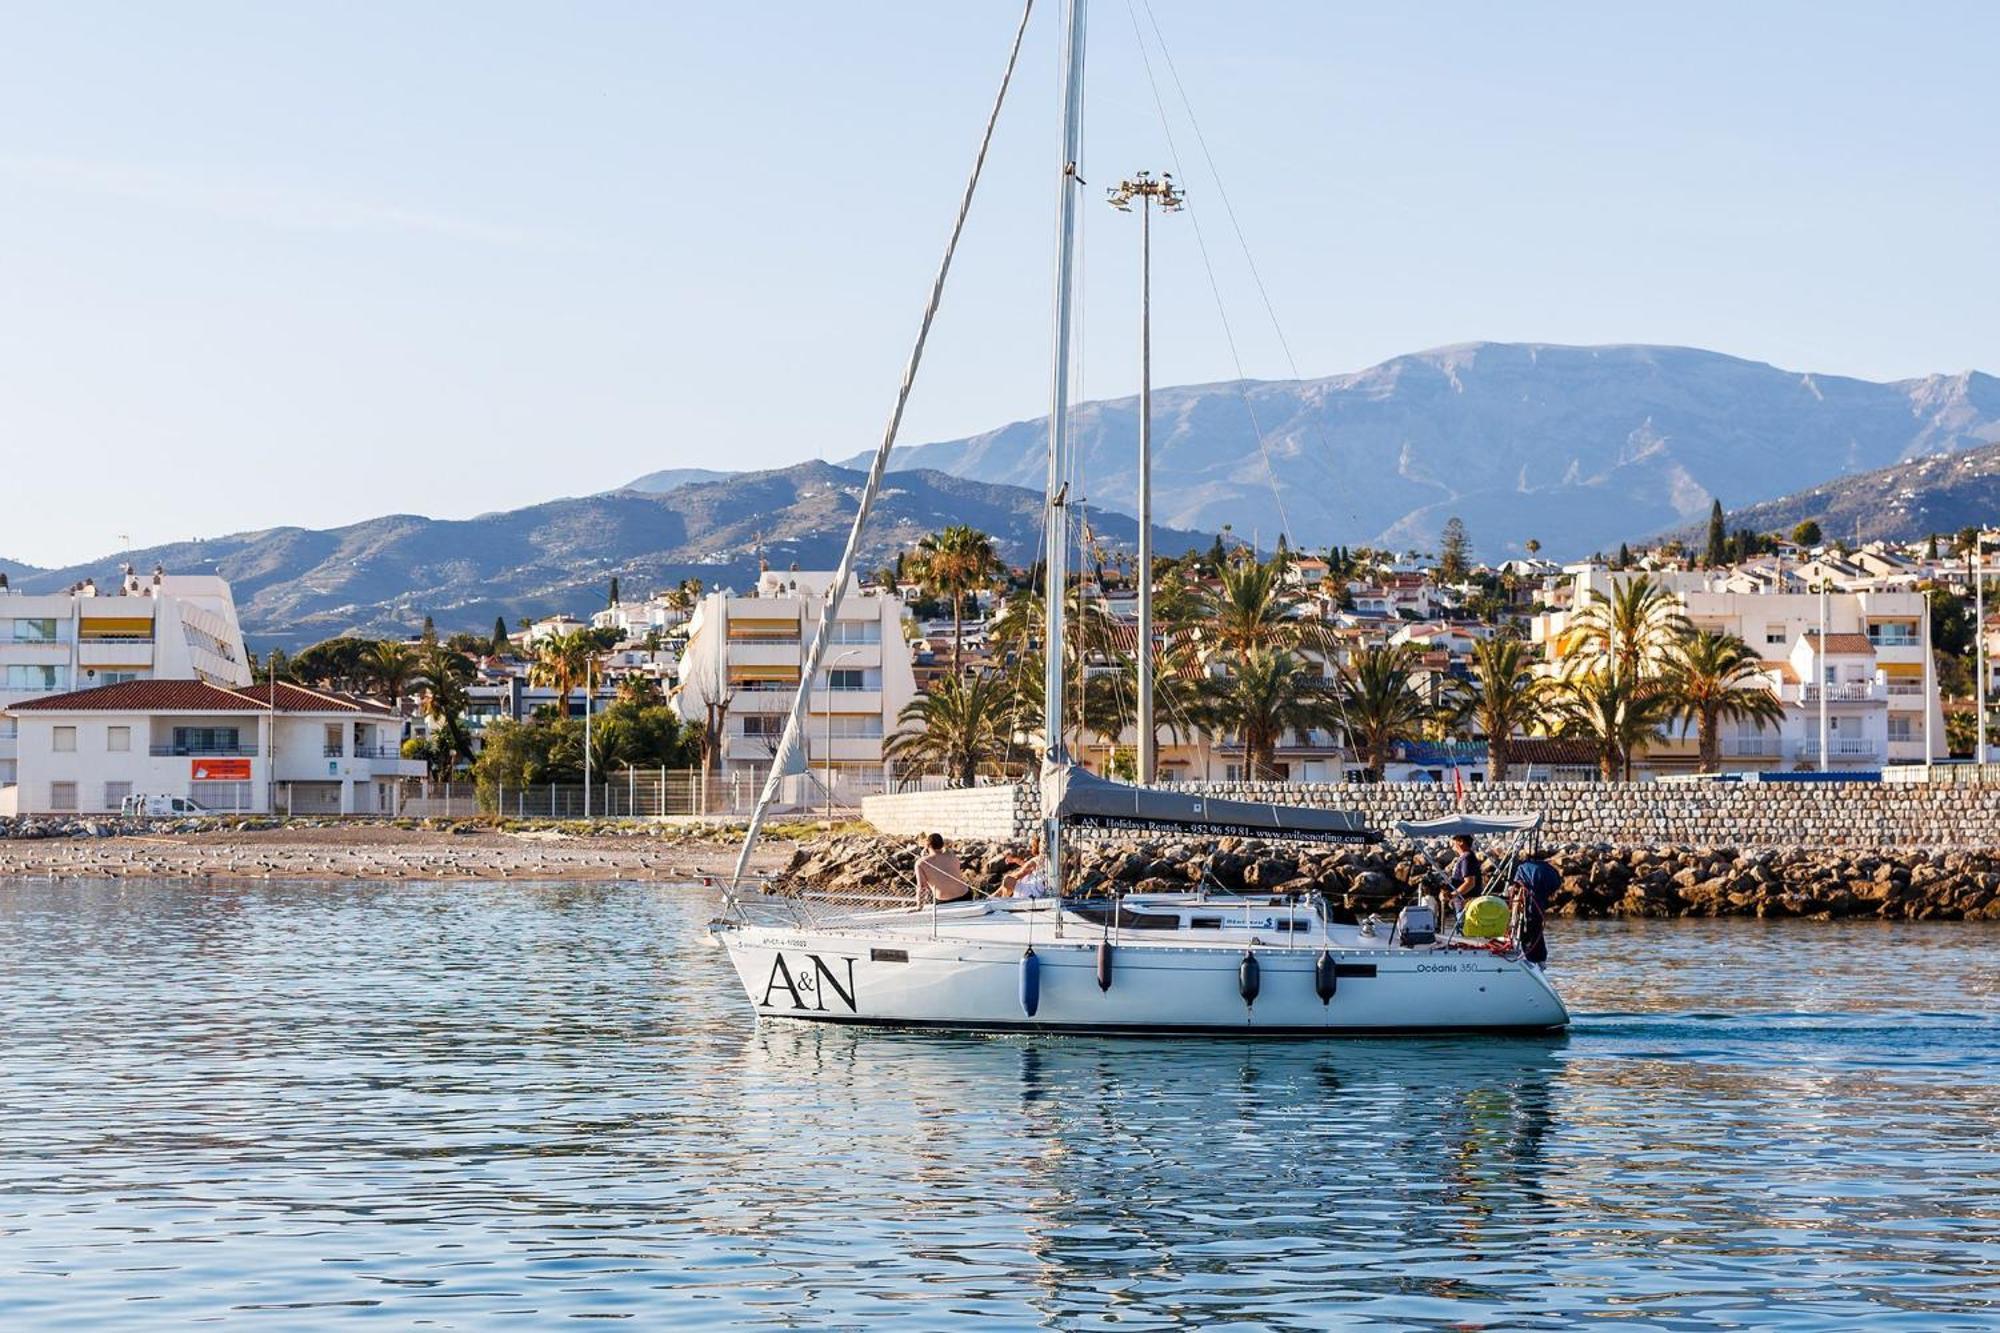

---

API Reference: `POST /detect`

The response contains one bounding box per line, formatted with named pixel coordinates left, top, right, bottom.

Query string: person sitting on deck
left=999, top=835, right=1056, bottom=900
left=1509, top=851, right=1561, bottom=968
left=913, top=832, right=972, bottom=907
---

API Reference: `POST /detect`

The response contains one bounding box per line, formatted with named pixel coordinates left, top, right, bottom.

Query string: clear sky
left=3, top=1, right=1995, bottom=567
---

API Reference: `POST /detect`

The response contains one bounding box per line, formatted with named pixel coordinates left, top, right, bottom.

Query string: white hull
left=717, top=897, right=1568, bottom=1036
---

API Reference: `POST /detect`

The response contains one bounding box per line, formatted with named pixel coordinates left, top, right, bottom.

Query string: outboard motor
left=1394, top=902, right=1437, bottom=948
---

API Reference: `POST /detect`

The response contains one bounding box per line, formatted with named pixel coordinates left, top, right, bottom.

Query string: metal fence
left=396, top=767, right=919, bottom=819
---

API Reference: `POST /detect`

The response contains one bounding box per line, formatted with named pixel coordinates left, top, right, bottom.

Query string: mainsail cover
left=1043, top=764, right=1381, bottom=845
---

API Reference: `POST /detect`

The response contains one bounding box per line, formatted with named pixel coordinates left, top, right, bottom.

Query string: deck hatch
left=870, top=948, right=909, bottom=963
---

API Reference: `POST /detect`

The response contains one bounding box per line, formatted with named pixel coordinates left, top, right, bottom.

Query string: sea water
left=0, top=878, right=1994, bottom=1327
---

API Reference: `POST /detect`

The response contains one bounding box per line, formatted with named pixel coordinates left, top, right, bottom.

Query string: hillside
left=12, top=463, right=1207, bottom=646
left=1718, top=441, right=2000, bottom=544
left=852, top=343, right=2000, bottom=560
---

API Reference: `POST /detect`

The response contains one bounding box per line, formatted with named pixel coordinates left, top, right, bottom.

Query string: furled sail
left=1043, top=764, right=1381, bottom=845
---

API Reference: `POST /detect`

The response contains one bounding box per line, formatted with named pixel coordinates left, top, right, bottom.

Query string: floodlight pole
left=1108, top=170, right=1184, bottom=785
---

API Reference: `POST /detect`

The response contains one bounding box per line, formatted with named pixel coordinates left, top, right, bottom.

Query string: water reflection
left=0, top=880, right=1994, bottom=1326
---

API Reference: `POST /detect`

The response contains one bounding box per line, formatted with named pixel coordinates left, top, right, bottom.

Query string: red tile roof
left=10, top=678, right=392, bottom=715
left=1803, top=631, right=1876, bottom=655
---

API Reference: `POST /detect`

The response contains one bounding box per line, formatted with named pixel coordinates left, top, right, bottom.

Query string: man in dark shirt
left=1510, top=852, right=1561, bottom=968
left=1445, top=833, right=1484, bottom=916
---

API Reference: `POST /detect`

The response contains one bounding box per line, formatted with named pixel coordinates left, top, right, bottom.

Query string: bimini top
left=1394, top=813, right=1544, bottom=839
left=1043, top=764, right=1381, bottom=845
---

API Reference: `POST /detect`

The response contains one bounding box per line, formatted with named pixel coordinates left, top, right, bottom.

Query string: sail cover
left=1394, top=814, right=1544, bottom=838
left=1043, top=764, right=1381, bottom=845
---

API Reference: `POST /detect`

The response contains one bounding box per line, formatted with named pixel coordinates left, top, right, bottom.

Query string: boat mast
left=1043, top=0, right=1087, bottom=883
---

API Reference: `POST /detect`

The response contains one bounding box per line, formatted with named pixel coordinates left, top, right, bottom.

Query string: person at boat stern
left=1509, top=851, right=1561, bottom=968
left=1446, top=833, right=1484, bottom=916
left=914, top=833, right=972, bottom=907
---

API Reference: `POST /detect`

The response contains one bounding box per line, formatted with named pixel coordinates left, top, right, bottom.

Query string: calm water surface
left=0, top=878, right=1995, bottom=1329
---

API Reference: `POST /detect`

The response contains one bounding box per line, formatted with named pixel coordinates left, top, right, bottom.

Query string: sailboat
left=710, top=0, right=1569, bottom=1035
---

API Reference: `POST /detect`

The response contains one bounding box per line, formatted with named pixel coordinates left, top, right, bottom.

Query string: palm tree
left=885, top=672, right=1012, bottom=786
left=416, top=643, right=474, bottom=778
left=529, top=630, right=594, bottom=719
left=910, top=525, right=1003, bottom=677
left=1212, top=648, right=1326, bottom=779
left=1563, top=573, right=1689, bottom=683
left=364, top=640, right=419, bottom=719
left=1663, top=628, right=1784, bottom=771
left=1198, top=550, right=1303, bottom=660
left=1335, top=642, right=1435, bottom=777
left=1455, top=635, right=1551, bottom=782
left=1556, top=664, right=1673, bottom=781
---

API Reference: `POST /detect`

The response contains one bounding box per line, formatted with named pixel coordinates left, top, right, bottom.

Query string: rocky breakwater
left=781, top=835, right=2000, bottom=921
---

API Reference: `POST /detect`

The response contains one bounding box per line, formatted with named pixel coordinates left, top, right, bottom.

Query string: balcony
left=1790, top=738, right=1880, bottom=762
left=1885, top=682, right=1927, bottom=699
left=809, top=688, right=882, bottom=715
left=79, top=640, right=153, bottom=668
left=726, top=641, right=804, bottom=670
left=1784, top=681, right=1886, bottom=704
left=1721, top=736, right=1782, bottom=758
left=151, top=743, right=259, bottom=757
left=330, top=744, right=404, bottom=759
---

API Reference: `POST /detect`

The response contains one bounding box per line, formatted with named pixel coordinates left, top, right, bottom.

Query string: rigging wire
left=727, top=0, right=1039, bottom=891
left=1122, top=0, right=1294, bottom=549
left=1138, top=0, right=1365, bottom=539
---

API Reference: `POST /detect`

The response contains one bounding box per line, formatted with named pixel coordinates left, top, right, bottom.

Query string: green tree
left=909, top=525, right=1003, bottom=677
left=1524, top=538, right=1541, bottom=557
left=1614, top=542, right=1632, bottom=570
left=364, top=640, right=420, bottom=718
left=1556, top=664, right=1672, bottom=781
left=608, top=576, right=621, bottom=606
left=885, top=672, right=1012, bottom=786
left=1562, top=574, right=1690, bottom=685
left=421, top=614, right=437, bottom=646
left=1198, top=550, right=1303, bottom=659
left=417, top=642, right=476, bottom=778
left=1704, top=499, right=1728, bottom=567
left=1214, top=648, right=1328, bottom=780
left=1335, top=642, right=1434, bottom=778
left=1438, top=517, right=1471, bottom=584
left=1792, top=519, right=1824, bottom=547
left=529, top=630, right=595, bottom=719
left=1452, top=635, right=1551, bottom=782
left=1662, top=629, right=1784, bottom=772
left=491, top=616, right=511, bottom=656
left=290, top=637, right=371, bottom=691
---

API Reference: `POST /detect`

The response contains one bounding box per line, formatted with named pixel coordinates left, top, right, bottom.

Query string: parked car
left=119, top=794, right=213, bottom=818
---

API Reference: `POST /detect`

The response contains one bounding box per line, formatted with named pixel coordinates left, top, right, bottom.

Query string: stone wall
left=865, top=779, right=2000, bottom=849
left=859, top=785, right=1037, bottom=841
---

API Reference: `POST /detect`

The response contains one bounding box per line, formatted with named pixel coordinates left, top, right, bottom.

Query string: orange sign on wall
left=191, top=758, right=252, bottom=781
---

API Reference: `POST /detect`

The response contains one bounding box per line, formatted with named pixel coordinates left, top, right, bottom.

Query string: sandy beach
left=0, top=822, right=800, bottom=884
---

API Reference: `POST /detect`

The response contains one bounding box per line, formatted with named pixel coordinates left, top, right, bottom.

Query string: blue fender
left=1096, top=939, right=1113, bottom=992
left=1238, top=951, right=1261, bottom=1007
left=1019, top=947, right=1042, bottom=1018
left=1314, top=950, right=1338, bottom=1004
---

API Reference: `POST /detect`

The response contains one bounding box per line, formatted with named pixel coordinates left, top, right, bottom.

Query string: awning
left=1043, top=764, right=1381, bottom=845
left=1394, top=814, right=1544, bottom=839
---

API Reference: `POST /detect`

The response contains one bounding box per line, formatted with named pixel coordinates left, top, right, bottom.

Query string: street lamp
left=823, top=647, right=863, bottom=820
left=1107, top=170, right=1184, bottom=785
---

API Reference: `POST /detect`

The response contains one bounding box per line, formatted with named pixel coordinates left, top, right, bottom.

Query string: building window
left=52, top=726, right=76, bottom=753
left=824, top=715, right=884, bottom=739
left=1765, top=628, right=1788, bottom=646
left=1888, top=717, right=1915, bottom=742
left=324, top=724, right=344, bottom=757
left=104, top=781, right=132, bottom=809
left=741, top=715, right=785, bottom=737
left=827, top=620, right=882, bottom=645
left=171, top=726, right=242, bottom=755
left=98, top=671, right=141, bottom=686
left=11, top=617, right=58, bottom=643
left=107, top=726, right=131, bottom=752
left=5, top=664, right=66, bottom=692
left=826, top=668, right=867, bottom=692
left=48, top=781, right=77, bottom=811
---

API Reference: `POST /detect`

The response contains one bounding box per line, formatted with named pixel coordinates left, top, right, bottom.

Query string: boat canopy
left=1043, top=764, right=1382, bottom=845
left=1394, top=814, right=1544, bottom=839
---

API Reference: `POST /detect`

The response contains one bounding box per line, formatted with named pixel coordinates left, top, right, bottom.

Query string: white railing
left=1788, top=682, right=1886, bottom=703
left=1721, top=737, right=1781, bottom=757
left=1791, top=737, right=1879, bottom=761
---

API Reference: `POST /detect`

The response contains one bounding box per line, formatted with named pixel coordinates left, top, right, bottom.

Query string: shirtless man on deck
left=914, top=833, right=973, bottom=907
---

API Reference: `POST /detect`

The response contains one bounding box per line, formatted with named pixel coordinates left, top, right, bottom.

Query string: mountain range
left=848, top=343, right=2000, bottom=560
left=8, top=341, right=1999, bottom=645
left=1718, top=440, right=2000, bottom=545
left=2, top=463, right=1207, bottom=647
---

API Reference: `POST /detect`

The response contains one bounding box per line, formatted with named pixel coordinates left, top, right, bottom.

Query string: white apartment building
left=674, top=569, right=916, bottom=797
left=5, top=679, right=421, bottom=817
left=1534, top=567, right=1945, bottom=774
left=0, top=565, right=250, bottom=790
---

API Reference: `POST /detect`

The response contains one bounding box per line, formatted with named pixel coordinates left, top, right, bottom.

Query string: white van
left=119, top=794, right=214, bottom=818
